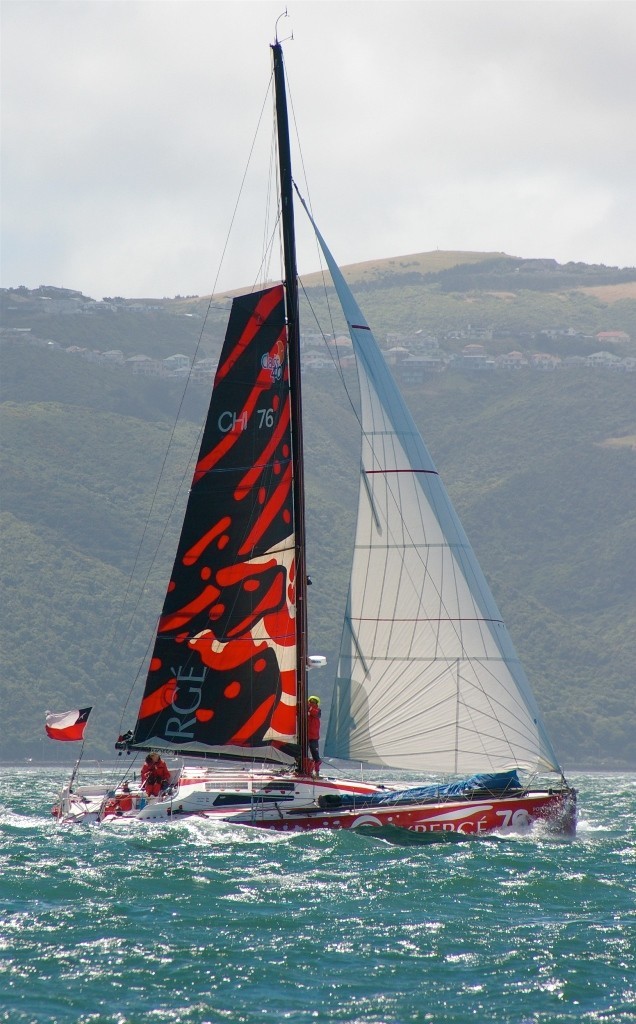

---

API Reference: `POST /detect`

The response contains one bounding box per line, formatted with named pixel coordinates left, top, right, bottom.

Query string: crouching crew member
left=141, top=751, right=170, bottom=796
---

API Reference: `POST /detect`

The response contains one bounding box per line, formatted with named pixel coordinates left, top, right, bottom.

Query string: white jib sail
left=302, top=205, right=562, bottom=775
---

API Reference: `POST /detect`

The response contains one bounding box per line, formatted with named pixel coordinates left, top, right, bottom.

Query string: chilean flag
left=45, top=707, right=92, bottom=742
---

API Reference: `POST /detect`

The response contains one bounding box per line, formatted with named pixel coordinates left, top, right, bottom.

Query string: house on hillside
left=386, top=330, right=439, bottom=353
left=163, top=353, right=191, bottom=375
left=530, top=353, right=562, bottom=370
left=127, top=354, right=164, bottom=376
left=384, top=346, right=410, bottom=366
left=540, top=327, right=581, bottom=340
left=596, top=330, right=630, bottom=345
left=101, top=349, right=125, bottom=364
left=587, top=351, right=622, bottom=369
left=190, top=358, right=217, bottom=384
left=398, top=354, right=444, bottom=379
left=461, top=343, right=493, bottom=370
left=495, top=351, right=528, bottom=370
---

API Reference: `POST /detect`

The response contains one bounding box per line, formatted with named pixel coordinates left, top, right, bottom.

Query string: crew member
left=141, top=751, right=171, bottom=796
left=307, top=696, right=322, bottom=778
left=117, top=781, right=133, bottom=812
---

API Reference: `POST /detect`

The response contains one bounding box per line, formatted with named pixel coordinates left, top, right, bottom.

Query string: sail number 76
left=257, top=407, right=275, bottom=429
left=217, top=408, right=275, bottom=433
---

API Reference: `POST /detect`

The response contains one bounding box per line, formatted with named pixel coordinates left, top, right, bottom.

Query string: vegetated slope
left=0, top=340, right=188, bottom=422
left=0, top=378, right=202, bottom=760
left=0, top=296, right=220, bottom=360
left=0, top=353, right=360, bottom=762
left=2, top=354, right=633, bottom=767
left=297, top=250, right=636, bottom=341
left=1, top=251, right=635, bottom=767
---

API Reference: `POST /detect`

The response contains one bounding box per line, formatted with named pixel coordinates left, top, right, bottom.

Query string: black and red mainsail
left=132, top=286, right=299, bottom=762
left=131, top=42, right=309, bottom=767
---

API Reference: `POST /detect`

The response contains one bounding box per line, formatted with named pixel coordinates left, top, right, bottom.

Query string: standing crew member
left=307, top=696, right=322, bottom=778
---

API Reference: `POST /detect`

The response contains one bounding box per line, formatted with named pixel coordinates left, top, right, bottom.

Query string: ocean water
left=0, top=769, right=634, bottom=1024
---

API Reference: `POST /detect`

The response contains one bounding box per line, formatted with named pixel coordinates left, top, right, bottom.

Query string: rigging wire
left=283, top=62, right=366, bottom=417
left=112, top=73, right=279, bottom=732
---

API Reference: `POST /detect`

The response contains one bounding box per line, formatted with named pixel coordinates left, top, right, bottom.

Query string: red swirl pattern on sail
left=238, top=463, right=293, bottom=555
left=215, top=287, right=282, bottom=383
left=193, top=293, right=288, bottom=485
left=132, top=286, right=298, bottom=760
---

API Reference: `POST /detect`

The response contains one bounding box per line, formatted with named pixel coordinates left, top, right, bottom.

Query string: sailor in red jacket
left=141, top=751, right=171, bottom=796
left=307, top=696, right=322, bottom=778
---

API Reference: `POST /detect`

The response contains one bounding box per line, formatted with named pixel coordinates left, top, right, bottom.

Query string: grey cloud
left=2, top=0, right=634, bottom=299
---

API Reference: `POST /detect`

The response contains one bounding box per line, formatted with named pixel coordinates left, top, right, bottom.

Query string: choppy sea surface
left=0, top=768, right=634, bottom=1024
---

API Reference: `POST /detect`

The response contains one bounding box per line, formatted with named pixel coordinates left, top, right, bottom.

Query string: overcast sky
left=2, top=0, right=635, bottom=299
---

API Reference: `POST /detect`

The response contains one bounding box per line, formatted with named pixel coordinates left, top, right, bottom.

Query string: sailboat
left=53, top=39, right=576, bottom=840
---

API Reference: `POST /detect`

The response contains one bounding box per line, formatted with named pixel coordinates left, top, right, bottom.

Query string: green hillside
left=1, top=257, right=635, bottom=769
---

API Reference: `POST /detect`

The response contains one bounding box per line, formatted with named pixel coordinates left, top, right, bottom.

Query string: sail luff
left=272, top=42, right=308, bottom=769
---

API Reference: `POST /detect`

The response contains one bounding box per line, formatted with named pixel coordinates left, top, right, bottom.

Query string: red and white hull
left=53, top=764, right=576, bottom=841
left=223, top=786, right=577, bottom=841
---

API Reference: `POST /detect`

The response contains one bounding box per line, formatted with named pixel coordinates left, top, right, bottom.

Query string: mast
left=271, top=41, right=308, bottom=771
